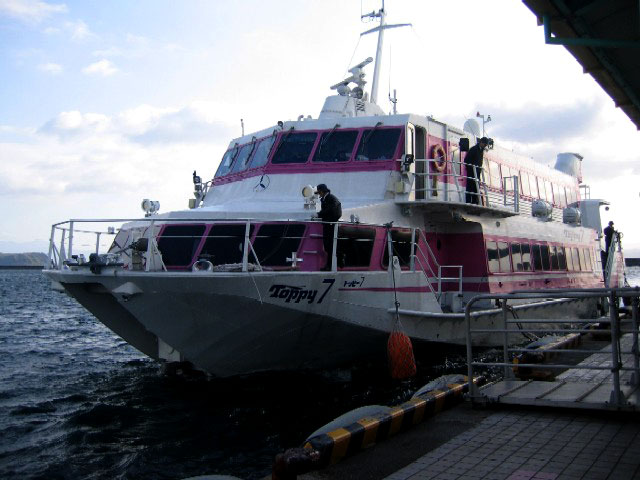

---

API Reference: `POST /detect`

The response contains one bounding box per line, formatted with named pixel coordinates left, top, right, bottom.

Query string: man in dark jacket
left=315, top=183, right=342, bottom=270
left=464, top=137, right=489, bottom=205
left=604, top=221, right=615, bottom=254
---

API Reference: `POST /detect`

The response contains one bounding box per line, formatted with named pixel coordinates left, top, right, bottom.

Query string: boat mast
left=361, top=0, right=410, bottom=105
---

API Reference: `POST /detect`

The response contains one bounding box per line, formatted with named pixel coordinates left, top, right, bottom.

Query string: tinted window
left=489, top=161, right=501, bottom=188
left=382, top=229, right=413, bottom=267
left=497, top=241, right=510, bottom=272
left=487, top=241, right=500, bottom=273
left=313, top=130, right=358, bottom=163
left=544, top=180, right=553, bottom=203
left=530, top=176, right=539, bottom=199
left=355, top=128, right=401, bottom=161
left=571, top=247, right=581, bottom=271
left=230, top=142, right=256, bottom=174
left=512, top=243, right=523, bottom=271
left=158, top=225, right=206, bottom=266
left=215, top=147, right=238, bottom=177
left=566, top=246, right=574, bottom=271
left=520, top=243, right=532, bottom=271
left=550, top=246, right=559, bottom=270
left=540, top=245, right=551, bottom=270
left=558, top=246, right=567, bottom=270
left=252, top=224, right=305, bottom=267
left=520, top=172, right=531, bottom=196
left=271, top=132, right=317, bottom=164
left=200, top=225, right=252, bottom=265
left=337, top=225, right=376, bottom=268
left=532, top=244, right=543, bottom=271
left=581, top=248, right=591, bottom=271
left=248, top=136, right=276, bottom=169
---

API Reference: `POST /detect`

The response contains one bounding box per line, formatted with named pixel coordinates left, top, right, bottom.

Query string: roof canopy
left=523, top=0, right=640, bottom=130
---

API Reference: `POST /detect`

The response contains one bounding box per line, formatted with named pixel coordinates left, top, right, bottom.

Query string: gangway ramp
left=465, top=288, right=640, bottom=412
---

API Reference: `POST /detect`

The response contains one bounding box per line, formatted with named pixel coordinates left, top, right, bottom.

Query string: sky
left=1, top=0, right=639, bottom=255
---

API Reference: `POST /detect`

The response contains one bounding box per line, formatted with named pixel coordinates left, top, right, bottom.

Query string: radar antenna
left=330, top=57, right=373, bottom=99
left=360, top=1, right=411, bottom=105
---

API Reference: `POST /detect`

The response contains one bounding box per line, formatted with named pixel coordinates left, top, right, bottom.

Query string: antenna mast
left=360, top=1, right=410, bottom=105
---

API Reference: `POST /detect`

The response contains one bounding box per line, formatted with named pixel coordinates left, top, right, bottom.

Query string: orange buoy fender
left=387, top=326, right=417, bottom=379
left=430, top=144, right=446, bottom=172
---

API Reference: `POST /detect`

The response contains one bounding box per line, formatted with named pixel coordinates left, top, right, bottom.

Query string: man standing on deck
left=604, top=221, right=616, bottom=255
left=315, top=184, right=342, bottom=271
left=464, top=137, right=489, bottom=205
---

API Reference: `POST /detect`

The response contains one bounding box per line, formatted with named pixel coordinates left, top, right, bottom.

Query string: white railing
left=409, top=228, right=463, bottom=299
left=405, top=157, right=520, bottom=214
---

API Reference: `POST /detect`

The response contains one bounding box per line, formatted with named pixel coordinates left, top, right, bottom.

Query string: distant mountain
left=0, top=252, right=48, bottom=266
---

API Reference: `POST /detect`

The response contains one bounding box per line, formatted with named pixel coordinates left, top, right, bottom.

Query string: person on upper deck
left=604, top=221, right=616, bottom=254
left=464, top=137, right=489, bottom=205
left=315, top=184, right=342, bottom=271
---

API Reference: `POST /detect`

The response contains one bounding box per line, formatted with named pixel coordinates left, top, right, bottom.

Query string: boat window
left=550, top=246, right=560, bottom=270
left=313, top=130, right=358, bottom=163
left=158, top=224, right=206, bottom=267
left=565, top=246, right=574, bottom=271
left=511, top=243, right=523, bottom=271
left=488, top=161, right=501, bottom=188
left=540, top=244, right=551, bottom=270
left=581, top=248, right=592, bottom=271
left=230, top=142, right=256, bottom=174
left=382, top=229, right=413, bottom=267
left=199, top=224, right=253, bottom=265
left=520, top=172, right=531, bottom=197
left=215, top=146, right=239, bottom=177
left=532, top=244, right=543, bottom=271
left=497, top=241, right=511, bottom=272
left=571, top=247, right=581, bottom=271
left=252, top=224, right=306, bottom=266
left=544, top=180, right=554, bottom=203
left=337, top=225, right=376, bottom=268
left=487, top=241, right=500, bottom=273
left=271, top=132, right=317, bottom=164
left=558, top=246, right=567, bottom=270
left=530, top=176, right=540, bottom=199
left=248, top=136, right=276, bottom=169
left=552, top=183, right=565, bottom=207
left=520, top=243, right=532, bottom=271
left=355, top=128, right=401, bottom=161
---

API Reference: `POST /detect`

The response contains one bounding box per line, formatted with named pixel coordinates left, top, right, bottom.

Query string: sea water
left=1, top=267, right=639, bottom=479
left=0, top=269, right=450, bottom=479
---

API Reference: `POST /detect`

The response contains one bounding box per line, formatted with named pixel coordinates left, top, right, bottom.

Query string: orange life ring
left=430, top=144, right=446, bottom=172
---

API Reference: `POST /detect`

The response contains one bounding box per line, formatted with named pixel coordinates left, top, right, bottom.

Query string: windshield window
left=248, top=136, right=276, bottom=169
left=355, top=128, right=401, bottom=161
left=271, top=132, right=317, bottom=164
left=230, top=142, right=256, bottom=174
left=313, top=130, right=358, bottom=163
left=215, top=147, right=238, bottom=177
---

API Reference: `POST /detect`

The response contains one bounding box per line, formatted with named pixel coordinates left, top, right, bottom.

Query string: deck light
left=141, top=199, right=160, bottom=217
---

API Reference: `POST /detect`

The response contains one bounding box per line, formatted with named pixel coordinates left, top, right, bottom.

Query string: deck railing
left=405, top=158, right=520, bottom=213
left=465, top=287, right=640, bottom=407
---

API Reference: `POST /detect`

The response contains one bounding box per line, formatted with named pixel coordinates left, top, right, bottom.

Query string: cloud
left=39, top=110, right=110, bottom=137
left=128, top=106, right=234, bottom=145
left=37, top=61, right=62, bottom=74
left=82, top=59, right=118, bottom=76
left=0, top=0, right=66, bottom=23
left=64, top=19, right=93, bottom=40
left=478, top=100, right=604, bottom=144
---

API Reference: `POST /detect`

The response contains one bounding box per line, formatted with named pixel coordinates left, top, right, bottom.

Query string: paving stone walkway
left=384, top=410, right=640, bottom=480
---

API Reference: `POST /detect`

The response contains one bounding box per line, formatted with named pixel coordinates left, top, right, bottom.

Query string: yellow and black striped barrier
left=272, top=376, right=486, bottom=478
